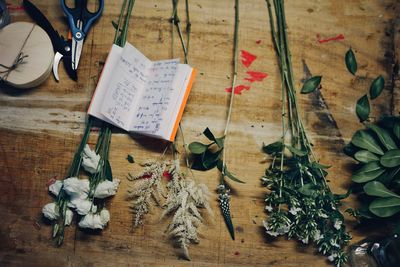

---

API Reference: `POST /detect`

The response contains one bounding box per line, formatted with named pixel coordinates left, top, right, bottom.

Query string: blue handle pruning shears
left=57, top=0, right=104, bottom=73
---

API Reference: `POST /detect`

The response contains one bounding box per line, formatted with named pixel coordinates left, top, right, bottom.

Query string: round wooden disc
left=0, top=22, right=54, bottom=88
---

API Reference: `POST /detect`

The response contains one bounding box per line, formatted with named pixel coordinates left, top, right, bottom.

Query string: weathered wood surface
left=1, top=0, right=399, bottom=266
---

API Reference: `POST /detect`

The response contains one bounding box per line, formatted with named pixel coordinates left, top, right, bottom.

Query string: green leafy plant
left=262, top=1, right=351, bottom=266
left=188, top=0, right=244, bottom=241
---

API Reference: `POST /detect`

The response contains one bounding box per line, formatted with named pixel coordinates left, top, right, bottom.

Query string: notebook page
left=129, top=59, right=179, bottom=134
left=164, top=65, right=194, bottom=140
left=100, top=43, right=152, bottom=131
left=87, top=44, right=123, bottom=123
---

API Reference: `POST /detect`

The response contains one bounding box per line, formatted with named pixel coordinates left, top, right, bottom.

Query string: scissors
left=58, top=0, right=104, bottom=73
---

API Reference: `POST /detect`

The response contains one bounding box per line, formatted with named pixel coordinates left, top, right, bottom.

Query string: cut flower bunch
left=41, top=0, right=136, bottom=246
left=262, top=1, right=351, bottom=266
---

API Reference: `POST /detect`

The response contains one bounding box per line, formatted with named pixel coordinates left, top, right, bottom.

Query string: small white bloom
left=333, top=220, right=342, bottom=230
left=81, top=144, right=101, bottom=174
left=289, top=207, right=302, bottom=216
left=320, top=213, right=329, bottom=219
left=100, top=209, right=110, bottom=225
left=327, top=253, right=338, bottom=262
left=94, top=179, right=120, bottom=199
left=263, top=220, right=270, bottom=229
left=267, top=230, right=280, bottom=237
left=70, top=197, right=97, bottom=215
left=330, top=239, right=340, bottom=248
left=216, top=184, right=225, bottom=191
left=42, top=203, right=59, bottom=220
left=63, top=177, right=89, bottom=197
left=265, top=205, right=273, bottom=212
left=65, top=209, right=73, bottom=226
left=278, top=225, right=290, bottom=234
left=313, top=230, right=323, bottom=241
left=48, top=180, right=63, bottom=196
left=78, top=211, right=108, bottom=230
left=301, top=237, right=309, bottom=244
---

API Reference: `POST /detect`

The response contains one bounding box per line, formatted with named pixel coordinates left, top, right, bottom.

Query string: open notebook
left=88, top=42, right=196, bottom=141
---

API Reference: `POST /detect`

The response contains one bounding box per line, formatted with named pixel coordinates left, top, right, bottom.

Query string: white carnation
left=63, top=177, right=89, bottom=197
left=70, top=197, right=97, bottom=215
left=65, top=209, right=73, bottom=226
left=94, top=179, right=120, bottom=199
left=78, top=210, right=109, bottom=230
left=42, top=203, right=59, bottom=220
left=81, top=144, right=101, bottom=174
left=48, top=180, right=63, bottom=196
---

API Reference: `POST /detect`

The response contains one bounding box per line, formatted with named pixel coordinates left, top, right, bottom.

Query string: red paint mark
left=234, top=251, right=240, bottom=256
left=256, top=40, right=262, bottom=44
left=163, top=171, right=172, bottom=181
left=225, top=85, right=251, bottom=95
left=46, top=176, right=58, bottom=187
left=6, top=3, right=25, bottom=11
left=244, top=71, right=268, bottom=83
left=240, top=50, right=257, bottom=68
left=317, top=33, right=345, bottom=44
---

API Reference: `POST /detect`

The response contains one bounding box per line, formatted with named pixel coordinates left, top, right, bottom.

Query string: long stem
left=221, top=0, right=239, bottom=182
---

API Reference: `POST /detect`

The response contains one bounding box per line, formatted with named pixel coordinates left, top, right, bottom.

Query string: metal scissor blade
left=53, top=52, right=77, bottom=81
left=53, top=52, right=63, bottom=82
left=71, top=20, right=84, bottom=70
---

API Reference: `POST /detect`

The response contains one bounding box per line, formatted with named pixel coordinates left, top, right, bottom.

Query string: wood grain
left=1, top=0, right=399, bottom=266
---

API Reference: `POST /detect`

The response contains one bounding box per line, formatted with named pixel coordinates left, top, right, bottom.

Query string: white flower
left=65, top=209, right=73, bottom=226
left=313, top=230, right=323, bottom=241
left=333, top=220, right=342, bottom=230
left=327, top=253, right=338, bottom=262
left=94, top=179, right=120, bottom=199
left=78, top=209, right=110, bottom=230
left=265, top=205, right=273, bottom=212
left=266, top=230, right=280, bottom=237
left=42, top=202, right=59, bottom=220
left=48, top=180, right=63, bottom=196
left=330, top=239, right=340, bottom=248
left=289, top=207, right=302, bottom=215
left=81, top=144, right=101, bottom=174
left=70, top=197, right=97, bottom=215
left=301, top=237, right=309, bottom=244
left=63, top=177, right=89, bottom=197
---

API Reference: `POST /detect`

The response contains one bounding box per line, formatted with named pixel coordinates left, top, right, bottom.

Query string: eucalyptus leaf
left=364, top=181, right=400, bottom=198
left=380, top=149, right=400, bottom=168
left=351, top=161, right=385, bottom=183
left=202, top=149, right=222, bottom=169
left=203, top=128, right=224, bottom=148
left=345, top=47, right=357, bottom=75
left=351, top=130, right=384, bottom=155
left=367, top=124, right=397, bottom=150
left=394, top=122, right=400, bottom=140
left=369, top=75, right=385, bottom=100
left=188, top=142, right=208, bottom=154
left=356, top=95, right=370, bottom=122
left=105, top=160, right=113, bottom=181
left=286, top=145, right=308, bottom=156
left=262, top=141, right=284, bottom=155
left=300, top=76, right=322, bottom=94
left=354, top=150, right=379, bottom=163
left=369, top=197, right=400, bottom=217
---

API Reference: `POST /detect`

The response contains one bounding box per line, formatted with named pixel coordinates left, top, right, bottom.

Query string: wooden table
left=1, top=0, right=399, bottom=266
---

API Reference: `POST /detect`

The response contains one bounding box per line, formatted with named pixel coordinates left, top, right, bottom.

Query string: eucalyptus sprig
left=187, top=0, right=243, bottom=240
left=262, top=1, right=351, bottom=266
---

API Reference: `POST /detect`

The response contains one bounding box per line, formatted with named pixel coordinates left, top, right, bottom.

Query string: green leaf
left=300, top=76, right=322, bottom=94
left=202, top=149, right=222, bottom=169
left=310, top=161, right=331, bottom=169
left=203, top=128, right=224, bottom=148
left=367, top=124, right=397, bottom=150
left=126, top=154, right=135, bottom=163
left=356, top=95, right=370, bottom=122
left=217, top=161, right=245, bottom=183
left=345, top=47, right=357, bottom=75
left=369, top=197, right=400, bottom=217
left=351, top=130, right=384, bottom=155
left=334, top=188, right=352, bottom=200
left=298, top=183, right=318, bottom=196
left=354, top=150, right=379, bottom=163
left=380, top=149, right=400, bottom=168
left=105, top=160, right=113, bottom=181
left=351, top=161, right=385, bottom=183
left=286, top=145, right=308, bottom=156
left=188, top=142, right=208, bottom=154
left=343, top=143, right=359, bottom=157
left=111, top=20, right=119, bottom=30
left=394, top=122, right=400, bottom=139
left=369, top=75, right=385, bottom=100
left=364, top=181, right=400, bottom=198
left=262, top=141, right=284, bottom=154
